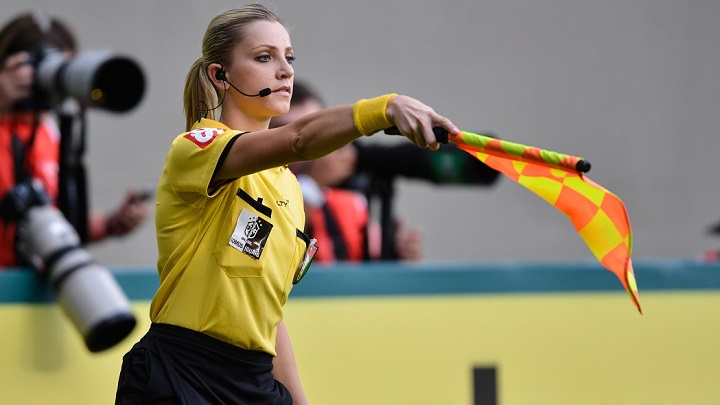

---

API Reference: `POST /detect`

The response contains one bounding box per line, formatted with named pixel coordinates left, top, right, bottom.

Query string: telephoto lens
left=16, top=205, right=137, bottom=352
left=34, top=46, right=146, bottom=113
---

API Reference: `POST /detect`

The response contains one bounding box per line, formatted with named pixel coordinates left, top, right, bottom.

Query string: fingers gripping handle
left=383, top=126, right=450, bottom=144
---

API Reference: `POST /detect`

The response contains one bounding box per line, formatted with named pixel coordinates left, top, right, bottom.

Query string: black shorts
left=115, top=323, right=293, bottom=405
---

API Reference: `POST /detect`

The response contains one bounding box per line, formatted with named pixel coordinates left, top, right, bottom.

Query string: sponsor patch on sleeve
left=184, top=127, right=226, bottom=149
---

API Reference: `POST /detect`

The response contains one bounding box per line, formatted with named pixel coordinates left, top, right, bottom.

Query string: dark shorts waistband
left=148, top=323, right=273, bottom=365
left=116, top=323, right=291, bottom=404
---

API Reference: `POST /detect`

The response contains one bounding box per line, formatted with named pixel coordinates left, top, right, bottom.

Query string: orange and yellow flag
left=449, top=130, right=641, bottom=313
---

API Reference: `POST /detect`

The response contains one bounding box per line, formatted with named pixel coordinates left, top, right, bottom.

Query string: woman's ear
left=208, top=63, right=226, bottom=87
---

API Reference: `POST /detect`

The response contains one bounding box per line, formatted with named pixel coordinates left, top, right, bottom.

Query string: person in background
left=270, top=80, right=423, bottom=262
left=702, top=219, right=720, bottom=262
left=0, top=11, right=149, bottom=268
left=115, top=4, right=458, bottom=404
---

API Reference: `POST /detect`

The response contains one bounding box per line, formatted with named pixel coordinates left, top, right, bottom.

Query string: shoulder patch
left=184, top=127, right=226, bottom=149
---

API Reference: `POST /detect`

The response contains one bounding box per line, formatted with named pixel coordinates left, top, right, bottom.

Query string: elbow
left=291, top=131, right=315, bottom=160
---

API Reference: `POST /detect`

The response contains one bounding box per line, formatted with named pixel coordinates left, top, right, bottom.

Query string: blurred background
left=3, top=0, right=719, bottom=266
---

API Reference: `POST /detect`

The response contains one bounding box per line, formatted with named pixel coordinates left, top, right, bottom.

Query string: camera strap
left=2, top=115, right=40, bottom=264
left=9, top=113, right=42, bottom=186
left=11, top=134, right=29, bottom=184
left=321, top=202, right=349, bottom=260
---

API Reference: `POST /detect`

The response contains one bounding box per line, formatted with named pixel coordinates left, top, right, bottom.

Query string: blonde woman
left=115, top=4, right=457, bottom=404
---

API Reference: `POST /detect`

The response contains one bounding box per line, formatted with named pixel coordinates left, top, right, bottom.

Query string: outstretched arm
left=214, top=95, right=459, bottom=181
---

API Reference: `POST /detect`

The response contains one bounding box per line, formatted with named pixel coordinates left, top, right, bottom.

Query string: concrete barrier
left=2, top=259, right=719, bottom=404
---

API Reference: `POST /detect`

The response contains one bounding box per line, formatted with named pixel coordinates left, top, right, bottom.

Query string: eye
left=286, top=55, right=296, bottom=65
left=255, top=54, right=271, bottom=62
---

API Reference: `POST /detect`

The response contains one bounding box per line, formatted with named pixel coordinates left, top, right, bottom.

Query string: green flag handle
left=384, top=126, right=591, bottom=173
left=384, top=126, right=449, bottom=143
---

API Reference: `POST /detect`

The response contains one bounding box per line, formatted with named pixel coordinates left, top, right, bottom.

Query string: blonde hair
left=183, top=4, right=285, bottom=130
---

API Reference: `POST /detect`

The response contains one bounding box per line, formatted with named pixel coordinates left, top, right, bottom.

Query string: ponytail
left=183, top=57, right=219, bottom=131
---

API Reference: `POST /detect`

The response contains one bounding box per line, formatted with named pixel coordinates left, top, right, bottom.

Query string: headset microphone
left=216, top=70, right=271, bottom=97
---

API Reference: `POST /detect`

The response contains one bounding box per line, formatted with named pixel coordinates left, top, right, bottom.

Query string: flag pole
left=384, top=127, right=591, bottom=174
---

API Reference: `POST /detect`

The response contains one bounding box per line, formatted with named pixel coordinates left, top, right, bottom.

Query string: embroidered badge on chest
left=230, top=209, right=273, bottom=259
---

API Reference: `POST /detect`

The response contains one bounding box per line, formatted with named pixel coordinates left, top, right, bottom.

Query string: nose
left=277, top=59, right=293, bottom=80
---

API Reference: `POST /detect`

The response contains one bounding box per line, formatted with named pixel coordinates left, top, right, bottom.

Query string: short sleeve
left=165, top=126, right=242, bottom=197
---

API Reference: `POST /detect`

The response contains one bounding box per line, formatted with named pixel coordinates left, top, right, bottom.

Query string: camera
left=23, top=44, right=145, bottom=113
left=1, top=181, right=136, bottom=352
left=342, top=142, right=501, bottom=191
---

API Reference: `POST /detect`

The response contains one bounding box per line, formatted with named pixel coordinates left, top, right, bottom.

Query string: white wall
left=4, top=0, right=720, bottom=265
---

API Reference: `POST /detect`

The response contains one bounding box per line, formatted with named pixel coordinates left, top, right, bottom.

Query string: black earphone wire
left=196, top=63, right=228, bottom=122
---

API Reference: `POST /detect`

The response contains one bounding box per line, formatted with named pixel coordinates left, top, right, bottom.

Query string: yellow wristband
left=352, top=93, right=397, bottom=136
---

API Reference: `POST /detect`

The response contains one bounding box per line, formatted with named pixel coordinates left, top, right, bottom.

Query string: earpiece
left=210, top=62, right=271, bottom=98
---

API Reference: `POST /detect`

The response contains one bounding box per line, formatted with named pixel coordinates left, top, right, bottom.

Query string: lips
left=273, top=86, right=291, bottom=95
left=15, top=84, right=33, bottom=97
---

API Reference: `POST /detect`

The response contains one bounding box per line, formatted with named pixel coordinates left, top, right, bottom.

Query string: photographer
left=0, top=11, right=149, bottom=269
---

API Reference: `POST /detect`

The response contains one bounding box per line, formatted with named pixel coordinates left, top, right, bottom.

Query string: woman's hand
left=106, top=188, right=151, bottom=237
left=89, top=188, right=151, bottom=241
left=384, top=95, right=459, bottom=151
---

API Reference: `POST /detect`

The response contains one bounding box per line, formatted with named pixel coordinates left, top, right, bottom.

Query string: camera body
left=20, top=44, right=145, bottom=113
left=342, top=142, right=501, bottom=192
left=1, top=181, right=136, bottom=352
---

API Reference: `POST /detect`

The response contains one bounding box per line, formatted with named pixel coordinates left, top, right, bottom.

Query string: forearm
left=290, top=105, right=362, bottom=160
left=87, top=212, right=110, bottom=242
left=216, top=105, right=361, bottom=180
left=290, top=93, right=399, bottom=157
left=87, top=191, right=150, bottom=242
left=216, top=93, right=455, bottom=181
left=273, top=321, right=309, bottom=405
left=87, top=212, right=124, bottom=242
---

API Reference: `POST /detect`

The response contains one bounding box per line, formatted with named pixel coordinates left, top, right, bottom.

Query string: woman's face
left=309, top=144, right=358, bottom=188
left=223, top=20, right=294, bottom=121
left=0, top=51, right=35, bottom=105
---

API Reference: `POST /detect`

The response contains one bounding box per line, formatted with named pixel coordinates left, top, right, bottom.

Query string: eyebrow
left=250, top=44, right=294, bottom=53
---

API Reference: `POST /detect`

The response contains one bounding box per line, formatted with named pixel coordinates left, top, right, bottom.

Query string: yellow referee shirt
left=150, top=119, right=306, bottom=355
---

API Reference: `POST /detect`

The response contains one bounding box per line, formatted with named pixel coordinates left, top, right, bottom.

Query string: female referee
left=115, top=4, right=458, bottom=404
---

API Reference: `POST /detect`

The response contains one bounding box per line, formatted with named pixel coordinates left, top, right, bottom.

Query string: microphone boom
left=226, top=80, right=271, bottom=98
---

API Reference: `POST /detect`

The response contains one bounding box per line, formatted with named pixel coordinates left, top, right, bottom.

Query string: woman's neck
left=218, top=111, right=269, bottom=132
